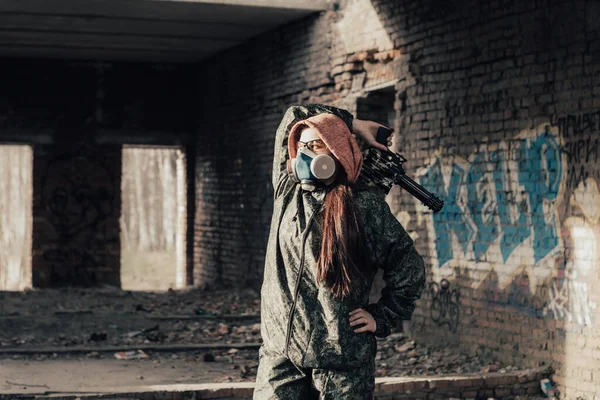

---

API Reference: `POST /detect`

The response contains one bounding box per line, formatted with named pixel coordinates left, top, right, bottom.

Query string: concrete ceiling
left=0, top=0, right=330, bottom=63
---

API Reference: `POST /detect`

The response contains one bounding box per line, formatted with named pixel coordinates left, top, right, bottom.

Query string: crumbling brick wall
left=195, top=0, right=600, bottom=397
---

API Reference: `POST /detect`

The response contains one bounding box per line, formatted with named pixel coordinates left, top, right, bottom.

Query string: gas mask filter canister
left=288, top=128, right=337, bottom=191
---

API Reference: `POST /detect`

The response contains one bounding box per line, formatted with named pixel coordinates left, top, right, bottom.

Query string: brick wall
left=371, top=1, right=600, bottom=398
left=192, top=11, right=344, bottom=288
left=0, top=59, right=195, bottom=287
left=195, top=0, right=600, bottom=397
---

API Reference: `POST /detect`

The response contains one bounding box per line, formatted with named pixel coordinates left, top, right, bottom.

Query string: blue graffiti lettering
left=420, top=127, right=564, bottom=267
left=517, top=129, right=563, bottom=262
left=495, top=146, right=531, bottom=262
left=466, top=151, right=500, bottom=261
left=420, top=159, right=475, bottom=266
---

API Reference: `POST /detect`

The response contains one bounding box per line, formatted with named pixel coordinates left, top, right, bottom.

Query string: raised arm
left=272, top=104, right=353, bottom=198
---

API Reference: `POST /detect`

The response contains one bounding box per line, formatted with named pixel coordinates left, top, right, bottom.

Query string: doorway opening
left=0, top=145, right=33, bottom=291
left=120, top=145, right=187, bottom=291
left=357, top=88, right=396, bottom=128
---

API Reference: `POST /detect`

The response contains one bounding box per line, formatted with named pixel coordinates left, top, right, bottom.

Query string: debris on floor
left=0, top=287, right=532, bottom=390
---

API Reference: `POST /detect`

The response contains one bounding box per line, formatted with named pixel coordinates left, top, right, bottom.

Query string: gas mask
left=287, top=129, right=337, bottom=191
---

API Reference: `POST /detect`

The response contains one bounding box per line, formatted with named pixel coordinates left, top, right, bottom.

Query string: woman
left=253, top=104, right=426, bottom=400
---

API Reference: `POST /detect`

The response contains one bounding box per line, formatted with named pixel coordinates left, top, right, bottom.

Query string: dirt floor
left=0, top=350, right=258, bottom=395
left=0, top=287, right=550, bottom=398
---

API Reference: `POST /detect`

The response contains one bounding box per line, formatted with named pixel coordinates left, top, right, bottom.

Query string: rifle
left=360, top=128, right=444, bottom=213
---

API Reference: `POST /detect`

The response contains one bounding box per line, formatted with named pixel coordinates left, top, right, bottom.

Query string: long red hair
left=317, top=168, right=371, bottom=301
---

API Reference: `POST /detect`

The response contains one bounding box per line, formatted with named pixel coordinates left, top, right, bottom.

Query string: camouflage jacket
left=259, top=104, right=426, bottom=370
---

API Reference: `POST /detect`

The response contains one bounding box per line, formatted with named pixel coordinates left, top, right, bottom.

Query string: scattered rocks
left=216, top=323, right=231, bottom=336
left=0, top=287, right=525, bottom=387
left=393, top=340, right=415, bottom=353
left=373, top=333, right=513, bottom=378
left=0, top=288, right=262, bottom=349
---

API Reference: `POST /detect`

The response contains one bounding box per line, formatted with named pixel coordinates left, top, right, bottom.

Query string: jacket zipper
left=284, top=199, right=323, bottom=358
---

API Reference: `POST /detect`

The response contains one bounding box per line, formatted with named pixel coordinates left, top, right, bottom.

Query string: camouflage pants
left=253, top=346, right=375, bottom=400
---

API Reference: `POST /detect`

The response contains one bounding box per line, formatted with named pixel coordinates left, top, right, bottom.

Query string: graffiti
left=537, top=112, right=600, bottom=327
left=571, top=178, right=600, bottom=224
left=415, top=111, right=600, bottom=327
left=429, top=279, right=460, bottom=333
left=543, top=219, right=598, bottom=326
left=417, top=124, right=565, bottom=289
left=554, top=112, right=600, bottom=190
left=543, top=277, right=570, bottom=321
left=563, top=137, right=600, bottom=165
left=552, top=111, right=600, bottom=138
left=41, top=146, right=117, bottom=286
left=419, top=156, right=474, bottom=267
left=541, top=178, right=600, bottom=326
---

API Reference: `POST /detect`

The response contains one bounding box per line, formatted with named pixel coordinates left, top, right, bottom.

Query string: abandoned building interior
left=0, top=0, right=599, bottom=398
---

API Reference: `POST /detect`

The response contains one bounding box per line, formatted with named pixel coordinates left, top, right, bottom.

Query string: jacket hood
left=287, top=113, right=363, bottom=184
